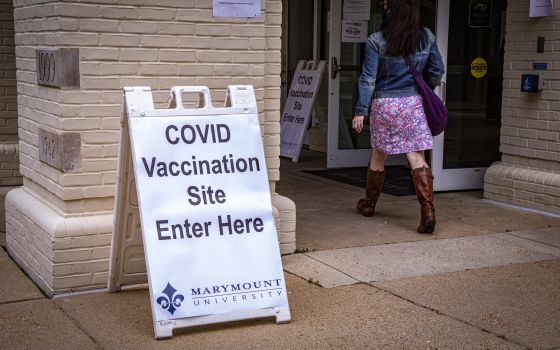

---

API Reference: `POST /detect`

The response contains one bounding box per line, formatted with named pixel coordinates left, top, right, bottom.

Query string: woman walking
left=352, top=0, right=445, bottom=233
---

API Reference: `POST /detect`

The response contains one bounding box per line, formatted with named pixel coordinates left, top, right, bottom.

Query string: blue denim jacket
left=355, top=28, right=445, bottom=116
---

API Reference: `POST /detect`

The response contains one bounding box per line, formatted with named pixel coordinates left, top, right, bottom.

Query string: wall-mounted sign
left=533, top=62, right=548, bottom=70
left=213, top=0, right=260, bottom=17
left=343, top=0, right=371, bottom=21
left=530, top=0, right=554, bottom=17
left=470, top=57, right=488, bottom=78
left=469, top=0, right=492, bottom=27
left=342, top=20, right=369, bottom=43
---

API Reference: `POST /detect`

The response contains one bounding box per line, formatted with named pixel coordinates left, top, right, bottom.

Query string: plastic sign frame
left=109, top=86, right=291, bottom=339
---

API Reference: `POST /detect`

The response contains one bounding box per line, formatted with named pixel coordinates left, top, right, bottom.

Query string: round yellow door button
left=470, top=57, right=488, bottom=79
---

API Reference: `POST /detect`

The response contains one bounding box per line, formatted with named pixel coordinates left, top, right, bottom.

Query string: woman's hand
left=352, top=115, right=365, bottom=133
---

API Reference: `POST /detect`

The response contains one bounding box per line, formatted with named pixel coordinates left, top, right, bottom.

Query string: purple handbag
left=404, top=55, right=448, bottom=136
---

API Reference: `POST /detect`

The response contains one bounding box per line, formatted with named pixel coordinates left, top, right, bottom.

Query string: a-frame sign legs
left=155, top=306, right=291, bottom=339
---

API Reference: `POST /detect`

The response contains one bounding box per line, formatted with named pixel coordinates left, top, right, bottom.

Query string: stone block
left=36, top=48, right=80, bottom=88
left=38, top=127, right=81, bottom=172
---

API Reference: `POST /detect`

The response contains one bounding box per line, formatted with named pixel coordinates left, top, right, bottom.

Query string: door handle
left=331, top=57, right=341, bottom=79
left=331, top=57, right=362, bottom=79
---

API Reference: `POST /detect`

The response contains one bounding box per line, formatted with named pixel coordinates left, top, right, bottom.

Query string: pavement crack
left=303, top=253, right=361, bottom=284
left=507, top=231, right=560, bottom=250
left=53, top=300, right=105, bottom=350
left=367, top=283, right=532, bottom=350
left=0, top=297, right=46, bottom=306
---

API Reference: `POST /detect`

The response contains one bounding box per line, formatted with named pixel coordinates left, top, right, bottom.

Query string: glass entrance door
left=327, top=0, right=437, bottom=168
left=432, top=0, right=505, bottom=191
left=328, top=0, right=382, bottom=167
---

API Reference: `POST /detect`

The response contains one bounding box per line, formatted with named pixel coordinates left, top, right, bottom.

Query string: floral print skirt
left=369, top=95, right=433, bottom=154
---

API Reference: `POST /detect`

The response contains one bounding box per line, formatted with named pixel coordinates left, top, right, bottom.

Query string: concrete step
left=283, top=227, right=560, bottom=287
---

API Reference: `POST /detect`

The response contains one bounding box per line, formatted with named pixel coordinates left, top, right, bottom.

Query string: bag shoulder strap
left=403, top=55, right=421, bottom=78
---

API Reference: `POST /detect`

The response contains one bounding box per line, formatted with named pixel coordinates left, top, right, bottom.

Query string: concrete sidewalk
left=1, top=151, right=560, bottom=349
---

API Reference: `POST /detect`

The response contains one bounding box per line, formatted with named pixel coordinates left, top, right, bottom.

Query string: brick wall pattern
left=484, top=0, right=560, bottom=214
left=7, top=0, right=295, bottom=295
left=13, top=0, right=282, bottom=209
left=0, top=0, right=21, bottom=186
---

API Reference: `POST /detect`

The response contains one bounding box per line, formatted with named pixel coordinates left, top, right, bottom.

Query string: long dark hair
left=381, top=0, right=423, bottom=56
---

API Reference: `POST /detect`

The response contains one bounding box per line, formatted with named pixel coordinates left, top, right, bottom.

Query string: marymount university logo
left=157, top=283, right=185, bottom=315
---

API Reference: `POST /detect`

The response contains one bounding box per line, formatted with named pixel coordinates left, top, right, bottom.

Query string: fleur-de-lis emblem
left=156, top=283, right=185, bottom=316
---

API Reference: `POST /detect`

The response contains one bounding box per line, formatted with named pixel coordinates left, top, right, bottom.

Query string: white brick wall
left=7, top=0, right=295, bottom=295
left=484, top=1, right=560, bottom=214
left=6, top=188, right=113, bottom=295
left=13, top=0, right=283, bottom=208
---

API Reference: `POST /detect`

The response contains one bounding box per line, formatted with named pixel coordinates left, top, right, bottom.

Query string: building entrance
left=432, top=0, right=505, bottom=190
left=325, top=0, right=505, bottom=191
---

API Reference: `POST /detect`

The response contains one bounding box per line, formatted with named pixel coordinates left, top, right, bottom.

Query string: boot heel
left=417, top=217, right=436, bottom=234
left=357, top=199, right=374, bottom=217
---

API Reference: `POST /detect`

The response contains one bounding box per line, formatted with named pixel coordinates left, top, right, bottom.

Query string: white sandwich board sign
left=280, top=60, right=325, bottom=162
left=109, top=85, right=290, bottom=339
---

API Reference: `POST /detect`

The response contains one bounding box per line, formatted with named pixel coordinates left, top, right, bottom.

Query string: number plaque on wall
left=36, top=48, right=80, bottom=88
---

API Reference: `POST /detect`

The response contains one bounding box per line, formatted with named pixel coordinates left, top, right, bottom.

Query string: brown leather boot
left=412, top=167, right=436, bottom=234
left=356, top=169, right=385, bottom=217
